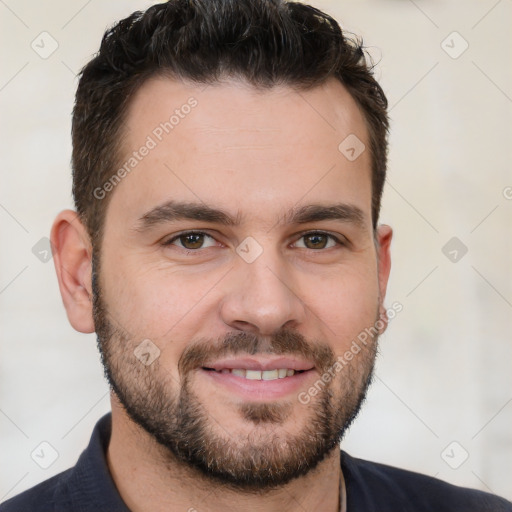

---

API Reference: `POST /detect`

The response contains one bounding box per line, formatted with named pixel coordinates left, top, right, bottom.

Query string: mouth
left=202, top=367, right=308, bottom=380
left=198, top=357, right=317, bottom=400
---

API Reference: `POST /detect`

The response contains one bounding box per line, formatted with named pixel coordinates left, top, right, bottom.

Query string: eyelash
left=162, top=230, right=346, bottom=251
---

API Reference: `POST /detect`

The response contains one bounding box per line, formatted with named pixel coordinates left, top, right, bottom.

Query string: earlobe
left=376, top=224, right=393, bottom=334
left=50, top=210, right=95, bottom=333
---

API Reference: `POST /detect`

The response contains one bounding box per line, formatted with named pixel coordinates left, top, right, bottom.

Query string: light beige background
left=1, top=0, right=511, bottom=503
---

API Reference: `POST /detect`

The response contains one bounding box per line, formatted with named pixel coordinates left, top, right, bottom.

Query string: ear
left=375, top=224, right=393, bottom=333
left=50, top=210, right=95, bottom=333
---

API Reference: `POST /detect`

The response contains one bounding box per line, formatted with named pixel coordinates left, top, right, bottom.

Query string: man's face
left=92, top=77, right=391, bottom=490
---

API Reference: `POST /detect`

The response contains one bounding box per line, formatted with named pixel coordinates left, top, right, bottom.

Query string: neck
left=106, top=399, right=342, bottom=512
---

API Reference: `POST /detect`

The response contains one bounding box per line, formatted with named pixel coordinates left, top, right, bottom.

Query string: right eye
left=162, top=231, right=218, bottom=251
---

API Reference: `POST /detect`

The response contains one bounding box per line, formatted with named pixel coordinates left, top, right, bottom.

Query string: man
left=1, top=0, right=510, bottom=510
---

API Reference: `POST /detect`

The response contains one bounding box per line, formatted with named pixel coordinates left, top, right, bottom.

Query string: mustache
left=178, top=328, right=336, bottom=377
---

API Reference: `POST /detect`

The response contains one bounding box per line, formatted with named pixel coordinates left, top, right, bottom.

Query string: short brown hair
left=72, top=0, right=389, bottom=248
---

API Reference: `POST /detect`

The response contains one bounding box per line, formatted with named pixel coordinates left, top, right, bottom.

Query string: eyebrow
left=133, top=200, right=367, bottom=232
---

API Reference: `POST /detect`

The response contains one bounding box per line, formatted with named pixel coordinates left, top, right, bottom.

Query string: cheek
left=101, top=255, right=223, bottom=342
left=301, top=265, right=380, bottom=347
left=100, top=265, right=206, bottom=384
left=100, top=256, right=171, bottom=336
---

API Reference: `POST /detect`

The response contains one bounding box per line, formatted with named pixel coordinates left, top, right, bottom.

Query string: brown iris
left=179, top=233, right=205, bottom=249
left=303, top=233, right=329, bottom=249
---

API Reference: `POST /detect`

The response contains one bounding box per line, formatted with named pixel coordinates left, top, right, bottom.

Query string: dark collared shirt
left=1, top=413, right=511, bottom=511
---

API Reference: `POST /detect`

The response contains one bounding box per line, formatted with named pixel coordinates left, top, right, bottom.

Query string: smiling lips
left=201, top=357, right=315, bottom=381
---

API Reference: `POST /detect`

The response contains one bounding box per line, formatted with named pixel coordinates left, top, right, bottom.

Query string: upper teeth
left=218, top=368, right=296, bottom=380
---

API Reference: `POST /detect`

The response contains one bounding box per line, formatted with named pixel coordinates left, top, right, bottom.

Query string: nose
left=219, top=247, right=307, bottom=336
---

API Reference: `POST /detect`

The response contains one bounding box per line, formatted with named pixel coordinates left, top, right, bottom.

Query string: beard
left=91, top=253, right=380, bottom=492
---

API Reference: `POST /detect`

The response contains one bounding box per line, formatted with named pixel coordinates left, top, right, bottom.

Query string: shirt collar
left=66, top=412, right=131, bottom=512
left=76, top=412, right=356, bottom=512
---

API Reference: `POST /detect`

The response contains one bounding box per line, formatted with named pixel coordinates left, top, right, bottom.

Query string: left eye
left=293, top=232, right=340, bottom=250
left=163, top=231, right=341, bottom=251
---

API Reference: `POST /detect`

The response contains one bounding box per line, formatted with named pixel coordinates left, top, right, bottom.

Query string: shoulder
left=0, top=468, right=74, bottom=512
left=341, top=451, right=512, bottom=511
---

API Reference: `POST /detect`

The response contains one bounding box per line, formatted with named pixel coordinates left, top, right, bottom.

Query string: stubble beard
left=91, top=254, right=379, bottom=491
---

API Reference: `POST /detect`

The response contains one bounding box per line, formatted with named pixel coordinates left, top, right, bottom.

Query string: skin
left=51, top=76, right=392, bottom=512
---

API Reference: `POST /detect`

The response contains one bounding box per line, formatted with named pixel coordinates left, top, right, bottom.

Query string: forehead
left=106, top=76, right=372, bottom=230
left=125, top=75, right=368, bottom=149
